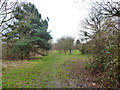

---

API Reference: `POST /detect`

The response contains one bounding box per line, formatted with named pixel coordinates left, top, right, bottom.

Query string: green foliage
left=82, top=34, right=119, bottom=86
left=84, top=63, right=97, bottom=70
left=2, top=3, right=52, bottom=59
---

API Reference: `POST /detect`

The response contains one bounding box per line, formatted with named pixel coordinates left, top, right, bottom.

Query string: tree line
left=52, top=36, right=76, bottom=54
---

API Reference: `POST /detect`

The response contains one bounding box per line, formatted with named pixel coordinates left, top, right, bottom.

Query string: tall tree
left=65, top=36, right=74, bottom=54
left=57, top=37, right=67, bottom=54
left=2, top=3, right=52, bottom=59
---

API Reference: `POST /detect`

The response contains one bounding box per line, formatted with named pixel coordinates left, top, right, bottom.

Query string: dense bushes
left=80, top=1, right=120, bottom=87
left=2, top=43, right=49, bottom=60
left=82, top=31, right=119, bottom=86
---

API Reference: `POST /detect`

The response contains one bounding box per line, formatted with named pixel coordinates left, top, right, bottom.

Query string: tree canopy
left=55, top=36, right=74, bottom=54
left=2, top=3, right=52, bottom=59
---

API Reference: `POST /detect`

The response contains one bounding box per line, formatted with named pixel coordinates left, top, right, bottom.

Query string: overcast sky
left=27, top=0, right=96, bottom=43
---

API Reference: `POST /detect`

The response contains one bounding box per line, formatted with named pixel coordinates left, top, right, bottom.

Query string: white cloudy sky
left=27, top=0, right=97, bottom=43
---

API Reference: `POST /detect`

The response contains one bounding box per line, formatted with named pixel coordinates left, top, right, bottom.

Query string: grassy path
left=2, top=50, right=89, bottom=88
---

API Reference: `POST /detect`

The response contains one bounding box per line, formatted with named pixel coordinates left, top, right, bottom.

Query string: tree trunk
left=81, top=49, right=85, bottom=54
left=69, top=49, right=71, bottom=54
left=34, top=52, right=36, bottom=58
left=25, top=51, right=30, bottom=60
left=21, top=52, right=24, bottom=60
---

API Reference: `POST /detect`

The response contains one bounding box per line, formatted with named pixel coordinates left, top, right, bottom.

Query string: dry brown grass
left=2, top=60, right=38, bottom=69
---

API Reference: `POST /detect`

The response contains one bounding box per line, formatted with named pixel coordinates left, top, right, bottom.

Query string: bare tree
left=96, top=0, right=120, bottom=17
left=55, top=36, right=74, bottom=54
left=57, top=37, right=67, bottom=54
left=65, top=36, right=74, bottom=54
left=0, top=0, right=27, bottom=33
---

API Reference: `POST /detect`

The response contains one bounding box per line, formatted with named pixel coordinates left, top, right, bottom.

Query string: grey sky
left=27, top=0, right=96, bottom=43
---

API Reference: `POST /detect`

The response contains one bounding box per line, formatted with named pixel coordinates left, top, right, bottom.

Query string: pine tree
left=2, top=3, right=52, bottom=59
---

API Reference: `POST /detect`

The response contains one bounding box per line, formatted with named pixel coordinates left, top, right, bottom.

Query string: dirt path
left=50, top=55, right=102, bottom=88
left=51, top=54, right=81, bottom=88
left=50, top=54, right=90, bottom=88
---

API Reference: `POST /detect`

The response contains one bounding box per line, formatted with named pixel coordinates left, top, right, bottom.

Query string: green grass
left=2, top=50, right=89, bottom=88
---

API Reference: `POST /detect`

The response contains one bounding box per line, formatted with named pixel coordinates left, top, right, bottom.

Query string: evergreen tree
left=2, top=3, right=52, bottom=59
